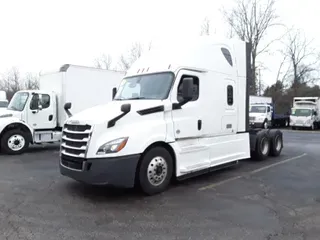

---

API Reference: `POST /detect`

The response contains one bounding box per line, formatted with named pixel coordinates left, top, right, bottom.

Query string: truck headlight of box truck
left=59, top=37, right=284, bottom=195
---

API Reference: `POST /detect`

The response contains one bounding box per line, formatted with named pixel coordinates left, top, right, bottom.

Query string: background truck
left=0, top=90, right=8, bottom=111
left=59, top=36, right=284, bottom=196
left=0, top=64, right=125, bottom=155
left=290, top=97, right=320, bottom=130
left=249, top=95, right=290, bottom=129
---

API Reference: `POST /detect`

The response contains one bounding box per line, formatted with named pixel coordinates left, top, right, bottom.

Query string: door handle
left=198, top=120, right=202, bottom=130
left=48, top=115, right=53, bottom=121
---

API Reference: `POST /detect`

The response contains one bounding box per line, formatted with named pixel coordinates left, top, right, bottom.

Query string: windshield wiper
left=126, top=97, right=147, bottom=100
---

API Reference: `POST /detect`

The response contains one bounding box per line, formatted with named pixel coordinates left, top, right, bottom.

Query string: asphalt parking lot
left=1, top=129, right=320, bottom=240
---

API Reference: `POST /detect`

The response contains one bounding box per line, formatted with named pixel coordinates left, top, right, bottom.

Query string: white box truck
left=290, top=97, right=320, bottom=130
left=0, top=91, right=8, bottom=111
left=59, top=37, right=284, bottom=195
left=0, top=64, right=125, bottom=154
left=249, top=95, right=290, bottom=129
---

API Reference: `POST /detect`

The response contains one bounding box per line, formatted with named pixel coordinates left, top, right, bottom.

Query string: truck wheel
left=0, top=129, right=29, bottom=155
left=311, top=123, right=315, bottom=130
left=253, top=131, right=270, bottom=161
left=138, top=147, right=173, bottom=195
left=263, top=120, right=268, bottom=129
left=268, top=129, right=283, bottom=157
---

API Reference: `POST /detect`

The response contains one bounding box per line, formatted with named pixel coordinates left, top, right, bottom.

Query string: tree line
left=1, top=0, right=319, bottom=111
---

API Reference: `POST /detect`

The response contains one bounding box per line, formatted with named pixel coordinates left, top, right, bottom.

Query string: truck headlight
left=96, top=137, right=128, bottom=155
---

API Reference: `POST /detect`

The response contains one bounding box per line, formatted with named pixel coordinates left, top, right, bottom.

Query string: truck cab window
left=114, top=72, right=174, bottom=100
left=40, top=94, right=50, bottom=109
left=227, top=85, right=233, bottom=105
left=30, top=94, right=40, bottom=110
left=267, top=106, right=271, bottom=112
left=177, top=76, right=199, bottom=103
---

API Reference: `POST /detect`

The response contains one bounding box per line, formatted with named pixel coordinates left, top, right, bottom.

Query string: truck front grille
left=61, top=123, right=92, bottom=159
left=61, top=154, right=84, bottom=170
left=249, top=116, right=255, bottom=121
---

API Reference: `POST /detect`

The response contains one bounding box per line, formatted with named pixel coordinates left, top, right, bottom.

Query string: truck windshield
left=0, top=101, right=8, bottom=108
left=7, top=92, right=29, bottom=111
left=291, top=108, right=312, bottom=117
left=250, top=106, right=266, bottom=113
left=114, top=72, right=174, bottom=100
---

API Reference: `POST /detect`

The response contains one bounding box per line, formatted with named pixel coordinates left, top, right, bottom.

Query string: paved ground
left=0, top=130, right=320, bottom=240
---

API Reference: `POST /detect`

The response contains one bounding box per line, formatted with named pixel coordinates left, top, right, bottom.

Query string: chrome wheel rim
left=260, top=137, right=269, bottom=155
left=275, top=135, right=282, bottom=151
left=8, top=134, right=25, bottom=151
left=147, top=156, right=168, bottom=186
left=264, top=122, right=268, bottom=129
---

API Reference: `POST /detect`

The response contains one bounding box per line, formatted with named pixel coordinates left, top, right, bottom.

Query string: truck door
left=170, top=70, right=210, bottom=174
left=267, top=106, right=272, bottom=122
left=27, top=93, right=56, bottom=130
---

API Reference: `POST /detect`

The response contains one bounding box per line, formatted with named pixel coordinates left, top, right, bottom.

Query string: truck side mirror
left=112, top=87, right=117, bottom=99
left=64, top=102, right=73, bottom=117
left=182, top=78, right=194, bottom=101
left=121, top=103, right=131, bottom=113
left=314, top=111, right=317, bottom=116
left=64, top=102, right=72, bottom=110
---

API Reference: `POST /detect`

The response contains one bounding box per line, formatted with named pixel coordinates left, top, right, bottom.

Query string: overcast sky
left=0, top=0, right=319, bottom=87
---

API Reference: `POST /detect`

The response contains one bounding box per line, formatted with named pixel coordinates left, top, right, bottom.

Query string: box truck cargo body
left=0, top=90, right=8, bottom=111
left=0, top=64, right=125, bottom=154
left=290, top=97, right=320, bottom=130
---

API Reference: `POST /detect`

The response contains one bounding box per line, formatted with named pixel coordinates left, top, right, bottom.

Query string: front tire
left=138, top=147, right=173, bottom=195
left=0, top=129, right=29, bottom=155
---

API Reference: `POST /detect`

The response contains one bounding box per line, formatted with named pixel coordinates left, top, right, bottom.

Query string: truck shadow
left=63, top=153, right=292, bottom=202
left=65, top=181, right=145, bottom=204
left=0, top=144, right=60, bottom=156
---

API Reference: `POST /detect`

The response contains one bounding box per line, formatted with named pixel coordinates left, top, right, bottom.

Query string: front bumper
left=60, top=153, right=141, bottom=188
left=249, top=121, right=264, bottom=128
left=291, top=123, right=311, bottom=128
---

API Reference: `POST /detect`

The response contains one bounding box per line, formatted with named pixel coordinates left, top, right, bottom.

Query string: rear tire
left=0, top=129, right=29, bottom=155
left=268, top=129, right=283, bottom=157
left=253, top=131, right=270, bottom=161
left=138, top=147, right=173, bottom=195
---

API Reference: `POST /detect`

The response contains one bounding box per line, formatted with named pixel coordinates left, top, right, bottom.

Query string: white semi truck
left=249, top=95, right=290, bottom=129
left=0, top=90, right=8, bottom=111
left=0, top=64, right=125, bottom=154
left=59, top=37, right=284, bottom=195
left=290, top=97, right=320, bottom=130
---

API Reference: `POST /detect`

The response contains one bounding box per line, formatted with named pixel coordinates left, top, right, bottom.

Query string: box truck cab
left=59, top=37, right=284, bottom=195
left=249, top=96, right=273, bottom=129
left=0, top=65, right=125, bottom=155
left=290, top=97, right=320, bottom=130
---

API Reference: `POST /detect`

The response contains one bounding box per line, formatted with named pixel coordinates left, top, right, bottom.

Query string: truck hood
left=66, top=100, right=164, bottom=125
left=0, top=109, right=22, bottom=119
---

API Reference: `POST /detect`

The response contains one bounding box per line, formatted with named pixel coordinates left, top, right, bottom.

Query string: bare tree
left=222, top=0, right=283, bottom=94
left=281, top=29, right=320, bottom=86
left=118, top=42, right=144, bottom=71
left=0, top=67, right=22, bottom=100
left=200, top=17, right=210, bottom=36
left=94, top=54, right=113, bottom=70
left=24, top=72, right=40, bottom=90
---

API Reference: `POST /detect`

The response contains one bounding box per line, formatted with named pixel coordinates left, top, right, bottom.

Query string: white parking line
left=198, top=153, right=307, bottom=191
